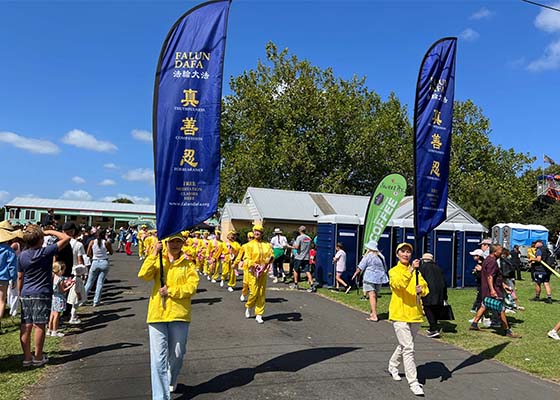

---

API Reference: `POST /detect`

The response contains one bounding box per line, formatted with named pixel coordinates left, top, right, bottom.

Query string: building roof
left=4, top=197, right=155, bottom=215
left=222, top=187, right=487, bottom=232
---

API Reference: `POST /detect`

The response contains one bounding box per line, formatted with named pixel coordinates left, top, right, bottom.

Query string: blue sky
left=1, top=0, right=559, bottom=206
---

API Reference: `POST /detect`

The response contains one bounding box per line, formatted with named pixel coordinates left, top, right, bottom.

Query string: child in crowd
left=48, top=261, right=74, bottom=337
left=333, top=242, right=351, bottom=293
left=67, top=264, right=87, bottom=324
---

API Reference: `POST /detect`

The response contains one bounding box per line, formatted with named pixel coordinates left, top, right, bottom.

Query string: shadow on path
left=49, top=342, right=143, bottom=364
left=417, top=342, right=510, bottom=384
left=191, top=297, right=222, bottom=306
left=263, top=312, right=302, bottom=322
left=178, top=346, right=359, bottom=399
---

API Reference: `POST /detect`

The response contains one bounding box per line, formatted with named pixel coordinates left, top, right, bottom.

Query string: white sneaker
left=505, top=308, right=516, bottom=314
left=245, top=307, right=253, bottom=318
left=388, top=367, right=402, bottom=381
left=206, top=275, right=211, bottom=281
left=220, top=280, right=224, bottom=287
left=410, top=382, right=424, bottom=396
left=240, top=294, right=246, bottom=302
left=68, top=318, right=81, bottom=325
left=482, top=317, right=492, bottom=328
left=273, top=277, right=278, bottom=283
left=227, top=287, right=234, bottom=292
left=169, top=384, right=176, bottom=393
left=51, top=331, right=64, bottom=337
left=255, top=315, right=264, bottom=324
left=548, top=330, right=560, bottom=340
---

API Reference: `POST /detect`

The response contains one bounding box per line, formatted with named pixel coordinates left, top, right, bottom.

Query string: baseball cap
left=252, top=224, right=264, bottom=232
left=396, top=242, right=413, bottom=253
left=469, top=249, right=485, bottom=257
left=166, top=233, right=185, bottom=242
left=62, top=222, right=78, bottom=232
left=298, top=225, right=306, bottom=232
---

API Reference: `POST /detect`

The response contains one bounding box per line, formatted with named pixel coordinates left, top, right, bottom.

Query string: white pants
left=389, top=321, right=419, bottom=385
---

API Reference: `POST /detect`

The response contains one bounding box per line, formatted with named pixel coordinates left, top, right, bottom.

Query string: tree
left=220, top=42, right=411, bottom=203
left=112, top=198, right=133, bottom=204
left=448, top=100, right=534, bottom=228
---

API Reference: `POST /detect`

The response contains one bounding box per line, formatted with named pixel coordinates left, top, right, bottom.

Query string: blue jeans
left=148, top=322, right=190, bottom=400
left=84, top=259, right=110, bottom=305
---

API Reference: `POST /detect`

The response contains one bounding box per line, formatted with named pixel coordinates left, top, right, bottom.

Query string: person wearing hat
left=469, top=248, right=485, bottom=313
left=387, top=242, right=429, bottom=396
left=208, top=229, right=225, bottom=284
left=138, top=225, right=149, bottom=261
left=291, top=225, right=315, bottom=292
left=221, top=231, right=241, bottom=292
left=351, top=240, right=388, bottom=322
left=244, top=224, right=273, bottom=324
left=234, top=231, right=254, bottom=302
left=0, top=227, right=19, bottom=332
left=138, top=232, right=199, bottom=399
left=479, top=238, right=492, bottom=257
left=418, top=253, right=448, bottom=338
left=270, top=228, right=288, bottom=283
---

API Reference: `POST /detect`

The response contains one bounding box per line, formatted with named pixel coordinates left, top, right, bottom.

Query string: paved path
left=26, top=253, right=560, bottom=399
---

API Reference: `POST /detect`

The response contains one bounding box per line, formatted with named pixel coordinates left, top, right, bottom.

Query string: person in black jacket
left=510, top=245, right=522, bottom=280
left=418, top=253, right=447, bottom=338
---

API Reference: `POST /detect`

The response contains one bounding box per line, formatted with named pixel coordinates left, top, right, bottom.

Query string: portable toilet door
left=433, top=230, right=455, bottom=287
left=377, top=227, right=394, bottom=267
left=459, top=231, right=483, bottom=287
left=316, top=215, right=361, bottom=287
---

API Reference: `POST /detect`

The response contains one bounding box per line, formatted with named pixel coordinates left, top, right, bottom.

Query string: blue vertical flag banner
left=153, top=0, right=231, bottom=239
left=413, top=37, right=457, bottom=240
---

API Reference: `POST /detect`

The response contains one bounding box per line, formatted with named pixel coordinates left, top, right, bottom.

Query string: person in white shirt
left=333, top=242, right=351, bottom=293
left=270, top=228, right=288, bottom=283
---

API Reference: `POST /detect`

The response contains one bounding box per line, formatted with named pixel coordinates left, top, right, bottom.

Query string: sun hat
left=396, top=242, right=413, bottom=253
left=0, top=229, right=16, bottom=243
left=422, top=253, right=434, bottom=261
left=469, top=249, right=485, bottom=257
left=365, top=240, right=379, bottom=251
left=273, top=228, right=283, bottom=234
left=0, top=220, right=15, bottom=231
left=479, top=238, right=492, bottom=245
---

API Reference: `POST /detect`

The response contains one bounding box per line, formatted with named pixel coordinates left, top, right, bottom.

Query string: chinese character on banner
left=180, top=149, right=198, bottom=167
left=431, top=133, right=442, bottom=150
left=432, top=110, right=442, bottom=126
left=173, top=70, right=182, bottom=78
left=201, top=72, right=210, bottom=79
left=180, top=117, right=199, bottom=136
left=430, top=161, right=441, bottom=177
left=181, top=89, right=199, bottom=107
left=191, top=71, right=200, bottom=79
left=182, top=70, right=191, bottom=78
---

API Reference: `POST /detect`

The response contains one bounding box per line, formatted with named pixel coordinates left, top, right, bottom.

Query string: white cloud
left=527, top=39, right=560, bottom=71
left=535, top=2, right=560, bottom=33
left=72, top=176, right=86, bottom=184
left=0, top=190, right=10, bottom=203
left=470, top=7, right=494, bottom=20
left=0, top=131, right=60, bottom=154
left=101, top=193, right=152, bottom=204
left=104, top=163, right=119, bottom=169
left=131, top=129, right=152, bottom=142
left=61, top=129, right=118, bottom=153
left=122, top=168, right=154, bottom=184
left=61, top=190, right=92, bottom=201
left=99, top=179, right=116, bottom=186
left=21, top=193, right=36, bottom=198
left=460, top=28, right=480, bottom=42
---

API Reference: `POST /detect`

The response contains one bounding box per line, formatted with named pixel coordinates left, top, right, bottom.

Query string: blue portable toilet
left=432, top=230, right=455, bottom=287
left=456, top=229, right=483, bottom=288
left=316, top=215, right=361, bottom=287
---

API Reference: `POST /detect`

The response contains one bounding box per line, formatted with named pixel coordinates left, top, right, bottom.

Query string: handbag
left=435, top=301, right=455, bottom=321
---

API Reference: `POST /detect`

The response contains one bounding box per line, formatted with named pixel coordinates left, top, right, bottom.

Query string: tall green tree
left=220, top=42, right=411, bottom=203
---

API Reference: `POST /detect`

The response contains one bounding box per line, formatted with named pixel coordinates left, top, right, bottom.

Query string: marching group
left=2, top=216, right=560, bottom=398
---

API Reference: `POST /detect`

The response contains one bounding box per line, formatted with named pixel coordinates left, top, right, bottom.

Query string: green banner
left=363, top=174, right=407, bottom=249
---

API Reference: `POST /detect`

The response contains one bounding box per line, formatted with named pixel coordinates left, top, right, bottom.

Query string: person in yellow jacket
left=208, top=230, right=224, bottom=284
left=191, top=231, right=203, bottom=273
left=138, top=225, right=148, bottom=260
left=222, top=230, right=241, bottom=292
left=234, top=231, right=254, bottom=302
left=387, top=242, right=429, bottom=397
left=200, top=231, right=211, bottom=278
left=244, top=224, right=273, bottom=324
left=138, top=232, right=199, bottom=400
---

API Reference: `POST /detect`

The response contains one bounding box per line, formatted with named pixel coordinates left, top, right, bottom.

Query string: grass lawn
left=0, top=315, right=61, bottom=400
left=316, top=271, right=560, bottom=382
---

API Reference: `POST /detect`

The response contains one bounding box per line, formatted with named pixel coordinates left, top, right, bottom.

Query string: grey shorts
left=363, top=282, right=381, bottom=294
left=21, top=296, right=51, bottom=325
left=295, top=259, right=311, bottom=273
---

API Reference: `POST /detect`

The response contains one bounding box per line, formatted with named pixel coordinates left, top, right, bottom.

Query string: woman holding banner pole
left=387, top=242, right=429, bottom=397
left=138, top=233, right=199, bottom=399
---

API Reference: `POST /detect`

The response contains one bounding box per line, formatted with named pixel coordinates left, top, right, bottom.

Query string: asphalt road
left=26, top=252, right=560, bottom=400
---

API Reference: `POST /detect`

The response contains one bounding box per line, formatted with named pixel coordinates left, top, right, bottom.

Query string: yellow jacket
left=138, top=253, right=199, bottom=324
left=243, top=240, right=273, bottom=266
left=234, top=241, right=250, bottom=269
left=207, top=238, right=224, bottom=261
left=223, top=240, right=241, bottom=262
left=389, top=262, right=429, bottom=323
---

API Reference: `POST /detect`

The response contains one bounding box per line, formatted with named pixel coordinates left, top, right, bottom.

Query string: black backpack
left=540, top=246, right=558, bottom=268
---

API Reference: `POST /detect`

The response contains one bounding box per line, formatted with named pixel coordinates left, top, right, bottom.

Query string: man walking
left=270, top=228, right=287, bottom=283
left=291, top=226, right=314, bottom=292
left=531, top=240, right=553, bottom=303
